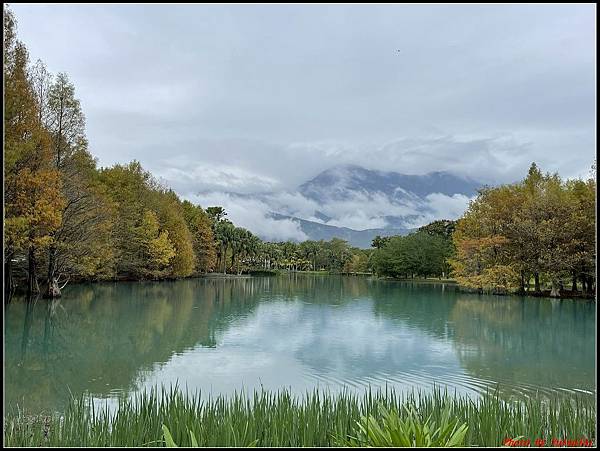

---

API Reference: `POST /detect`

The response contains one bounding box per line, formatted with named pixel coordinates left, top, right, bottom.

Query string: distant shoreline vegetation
left=4, top=7, right=595, bottom=302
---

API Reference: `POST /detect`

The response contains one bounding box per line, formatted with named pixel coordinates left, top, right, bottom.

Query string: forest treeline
left=450, top=163, right=596, bottom=297
left=370, top=220, right=455, bottom=279
left=370, top=164, right=596, bottom=297
left=4, top=7, right=596, bottom=301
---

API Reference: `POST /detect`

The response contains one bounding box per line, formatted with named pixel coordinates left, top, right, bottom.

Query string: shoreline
left=8, top=272, right=595, bottom=302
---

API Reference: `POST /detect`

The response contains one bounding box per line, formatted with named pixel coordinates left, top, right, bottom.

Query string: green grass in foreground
left=4, top=387, right=596, bottom=447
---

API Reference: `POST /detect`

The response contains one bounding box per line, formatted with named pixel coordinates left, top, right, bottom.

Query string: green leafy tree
left=182, top=201, right=217, bottom=273
left=134, top=210, right=176, bottom=278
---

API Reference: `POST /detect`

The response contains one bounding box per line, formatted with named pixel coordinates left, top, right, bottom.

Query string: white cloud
left=403, top=193, right=474, bottom=229
left=326, top=213, right=388, bottom=230
left=145, top=134, right=589, bottom=201
left=12, top=4, right=594, bottom=190
left=154, top=163, right=282, bottom=196
left=186, top=183, right=474, bottom=241
left=187, top=191, right=308, bottom=242
left=10, top=4, right=593, bottom=241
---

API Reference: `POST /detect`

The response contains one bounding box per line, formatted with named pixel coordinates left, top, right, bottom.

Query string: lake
left=4, top=274, right=596, bottom=414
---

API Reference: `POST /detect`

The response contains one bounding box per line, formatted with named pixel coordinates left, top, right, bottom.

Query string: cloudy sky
left=10, top=4, right=596, bottom=238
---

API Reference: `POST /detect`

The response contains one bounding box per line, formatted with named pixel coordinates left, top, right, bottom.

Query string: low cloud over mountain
left=187, top=165, right=483, bottom=247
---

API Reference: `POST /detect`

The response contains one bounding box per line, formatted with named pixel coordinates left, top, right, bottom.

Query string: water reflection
left=449, top=295, right=595, bottom=398
left=4, top=275, right=596, bottom=413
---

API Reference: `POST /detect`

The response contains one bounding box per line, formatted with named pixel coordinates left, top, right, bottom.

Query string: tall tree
left=134, top=210, right=176, bottom=278
left=152, top=190, right=195, bottom=278
left=37, top=71, right=94, bottom=296
left=182, top=201, right=217, bottom=273
left=4, top=8, right=64, bottom=299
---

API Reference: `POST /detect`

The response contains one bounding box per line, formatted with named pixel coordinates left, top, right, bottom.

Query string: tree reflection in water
left=5, top=276, right=595, bottom=414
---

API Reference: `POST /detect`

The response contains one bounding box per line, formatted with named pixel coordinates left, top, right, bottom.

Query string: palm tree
left=215, top=220, right=235, bottom=274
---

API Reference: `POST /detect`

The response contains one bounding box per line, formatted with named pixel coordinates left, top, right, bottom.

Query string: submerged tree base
left=4, top=387, right=596, bottom=447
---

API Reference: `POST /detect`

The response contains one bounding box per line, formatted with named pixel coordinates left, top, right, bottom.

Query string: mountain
left=299, top=164, right=480, bottom=202
left=199, top=165, right=483, bottom=248
left=269, top=213, right=410, bottom=248
left=268, top=165, right=480, bottom=247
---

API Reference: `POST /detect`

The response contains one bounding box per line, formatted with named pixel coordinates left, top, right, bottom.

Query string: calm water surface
left=5, top=275, right=596, bottom=413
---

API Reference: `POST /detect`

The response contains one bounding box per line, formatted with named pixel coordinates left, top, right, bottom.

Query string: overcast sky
left=9, top=4, right=596, bottom=237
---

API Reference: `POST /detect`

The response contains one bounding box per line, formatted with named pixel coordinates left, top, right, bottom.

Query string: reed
left=4, top=386, right=596, bottom=447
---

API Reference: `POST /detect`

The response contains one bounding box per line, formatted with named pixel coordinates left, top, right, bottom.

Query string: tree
left=182, top=201, right=217, bottom=273
left=417, top=220, right=456, bottom=240
left=206, top=206, right=227, bottom=222
left=47, top=152, right=116, bottom=286
left=214, top=219, right=235, bottom=273
left=30, top=59, right=52, bottom=126
left=563, top=176, right=596, bottom=294
left=152, top=190, right=195, bottom=278
left=451, top=162, right=596, bottom=296
left=371, top=235, right=391, bottom=249
left=4, top=8, right=64, bottom=299
left=372, top=230, right=454, bottom=279
left=98, top=161, right=154, bottom=278
left=33, top=70, right=94, bottom=296
left=45, top=72, right=86, bottom=168
left=134, top=210, right=176, bottom=278
left=299, top=240, right=321, bottom=270
left=450, top=185, right=523, bottom=293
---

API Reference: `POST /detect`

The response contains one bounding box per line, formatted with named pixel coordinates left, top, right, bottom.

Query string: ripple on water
left=303, top=368, right=595, bottom=402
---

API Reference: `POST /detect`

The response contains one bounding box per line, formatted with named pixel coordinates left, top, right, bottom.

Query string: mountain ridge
left=299, top=164, right=481, bottom=201
left=198, top=165, right=482, bottom=247
left=267, top=212, right=411, bottom=248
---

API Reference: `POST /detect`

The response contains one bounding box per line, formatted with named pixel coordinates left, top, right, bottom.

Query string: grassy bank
left=4, top=387, right=595, bottom=447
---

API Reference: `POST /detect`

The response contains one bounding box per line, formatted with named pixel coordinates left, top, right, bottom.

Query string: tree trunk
left=46, top=278, right=61, bottom=298
left=586, top=275, right=594, bottom=295
left=534, top=272, right=541, bottom=292
left=571, top=272, right=578, bottom=292
left=519, top=270, right=525, bottom=294
left=27, top=246, right=37, bottom=297
left=549, top=279, right=561, bottom=298
left=45, top=245, right=61, bottom=298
